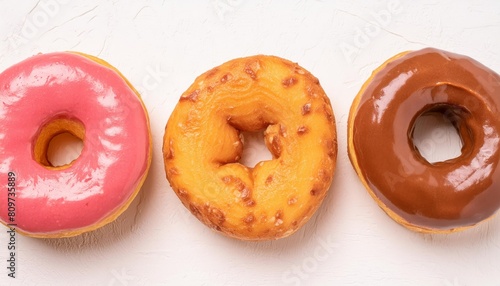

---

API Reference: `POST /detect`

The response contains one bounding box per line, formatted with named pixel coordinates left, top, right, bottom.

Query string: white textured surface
left=1, top=1, right=500, bottom=285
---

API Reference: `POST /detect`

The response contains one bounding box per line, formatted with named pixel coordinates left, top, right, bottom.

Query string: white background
left=1, top=0, right=500, bottom=285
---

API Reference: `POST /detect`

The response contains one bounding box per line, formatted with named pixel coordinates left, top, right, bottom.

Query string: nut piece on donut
left=163, top=55, right=337, bottom=240
left=0, top=52, right=152, bottom=238
left=348, top=48, right=500, bottom=233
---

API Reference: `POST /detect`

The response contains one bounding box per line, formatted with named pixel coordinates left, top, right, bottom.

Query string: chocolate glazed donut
left=348, top=48, right=500, bottom=232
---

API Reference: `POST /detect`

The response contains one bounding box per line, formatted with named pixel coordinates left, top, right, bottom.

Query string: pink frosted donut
left=0, top=52, right=152, bottom=238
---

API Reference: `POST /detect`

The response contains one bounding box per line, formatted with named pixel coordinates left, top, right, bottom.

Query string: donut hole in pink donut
left=410, top=104, right=469, bottom=164
left=47, top=132, right=84, bottom=167
left=33, top=117, right=85, bottom=169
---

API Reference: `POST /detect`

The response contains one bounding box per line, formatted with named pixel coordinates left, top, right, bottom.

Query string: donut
left=163, top=55, right=337, bottom=240
left=0, top=52, right=152, bottom=238
left=348, top=48, right=500, bottom=233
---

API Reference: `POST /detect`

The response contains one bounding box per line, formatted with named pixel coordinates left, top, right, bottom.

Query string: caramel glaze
left=350, top=48, right=500, bottom=231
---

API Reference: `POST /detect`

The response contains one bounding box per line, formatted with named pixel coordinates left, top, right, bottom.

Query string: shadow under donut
left=37, top=155, right=159, bottom=252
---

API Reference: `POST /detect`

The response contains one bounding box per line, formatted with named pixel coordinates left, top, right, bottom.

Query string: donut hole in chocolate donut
left=33, top=117, right=85, bottom=169
left=238, top=130, right=273, bottom=168
left=410, top=105, right=469, bottom=164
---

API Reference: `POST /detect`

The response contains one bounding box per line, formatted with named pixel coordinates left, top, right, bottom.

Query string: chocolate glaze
left=351, top=48, right=500, bottom=230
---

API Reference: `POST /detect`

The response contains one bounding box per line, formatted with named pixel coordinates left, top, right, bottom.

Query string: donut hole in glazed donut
left=410, top=103, right=468, bottom=164
left=47, top=132, right=84, bottom=167
left=33, top=117, right=85, bottom=169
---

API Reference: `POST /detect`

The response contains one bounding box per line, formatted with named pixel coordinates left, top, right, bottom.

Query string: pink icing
left=0, top=52, right=151, bottom=235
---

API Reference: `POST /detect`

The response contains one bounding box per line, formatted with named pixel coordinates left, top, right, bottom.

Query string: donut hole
left=33, top=118, right=85, bottom=169
left=411, top=107, right=464, bottom=164
left=47, top=132, right=84, bottom=167
left=239, top=130, right=273, bottom=168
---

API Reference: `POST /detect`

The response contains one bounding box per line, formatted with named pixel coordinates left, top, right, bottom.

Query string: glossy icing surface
left=351, top=48, right=500, bottom=230
left=0, top=52, right=150, bottom=234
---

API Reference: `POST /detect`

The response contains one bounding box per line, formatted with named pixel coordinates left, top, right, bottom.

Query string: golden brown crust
left=164, top=55, right=337, bottom=240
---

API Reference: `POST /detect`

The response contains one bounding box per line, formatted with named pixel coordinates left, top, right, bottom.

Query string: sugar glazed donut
left=164, top=55, right=337, bottom=240
left=348, top=48, right=500, bottom=233
left=0, top=52, right=152, bottom=238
